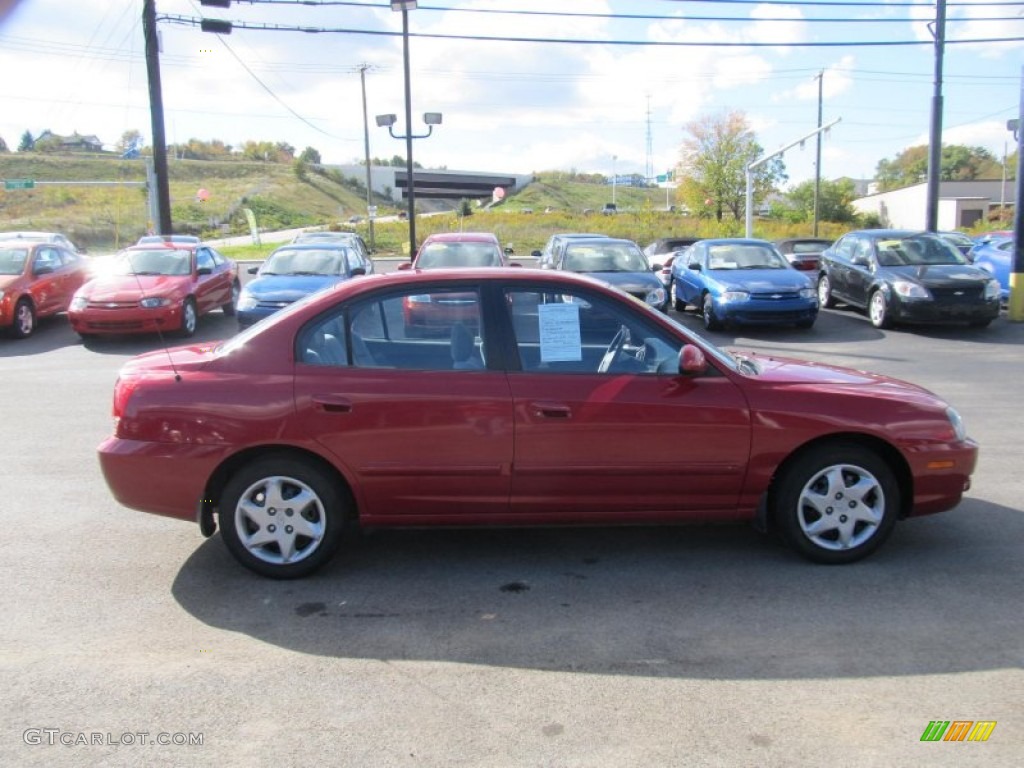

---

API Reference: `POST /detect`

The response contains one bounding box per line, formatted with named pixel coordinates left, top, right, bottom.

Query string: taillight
left=112, top=375, right=142, bottom=431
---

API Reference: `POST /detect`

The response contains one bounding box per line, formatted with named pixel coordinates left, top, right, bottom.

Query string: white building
left=852, top=180, right=1016, bottom=230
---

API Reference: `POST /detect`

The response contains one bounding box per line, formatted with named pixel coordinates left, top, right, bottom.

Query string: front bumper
left=70, top=305, right=183, bottom=335
left=714, top=297, right=819, bottom=326
left=891, top=297, right=1000, bottom=325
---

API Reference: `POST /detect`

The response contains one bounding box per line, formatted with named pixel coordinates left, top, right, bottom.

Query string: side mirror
left=510, top=262, right=522, bottom=268
left=504, top=247, right=515, bottom=255
left=350, top=267, right=366, bottom=277
left=850, top=255, right=869, bottom=267
left=679, top=344, right=708, bottom=375
left=651, top=263, right=663, bottom=272
left=247, top=266, right=259, bottom=274
left=531, top=250, right=542, bottom=258
left=197, top=266, right=213, bottom=276
left=688, top=263, right=701, bottom=272
left=397, top=262, right=413, bottom=271
left=33, top=265, right=54, bottom=276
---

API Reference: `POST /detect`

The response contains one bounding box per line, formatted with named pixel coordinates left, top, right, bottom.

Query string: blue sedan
left=670, top=238, right=818, bottom=330
left=970, top=236, right=1014, bottom=305
left=236, top=243, right=372, bottom=327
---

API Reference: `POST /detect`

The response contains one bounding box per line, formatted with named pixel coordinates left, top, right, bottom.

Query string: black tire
left=817, top=274, right=835, bottom=308
left=969, top=319, right=992, bottom=328
left=179, top=297, right=198, bottom=338
left=219, top=456, right=347, bottom=579
left=671, top=279, right=686, bottom=312
left=773, top=443, right=899, bottom=564
left=222, top=281, right=239, bottom=316
left=11, top=298, right=35, bottom=339
left=868, top=290, right=892, bottom=329
left=796, top=318, right=815, bottom=330
left=702, top=294, right=721, bottom=331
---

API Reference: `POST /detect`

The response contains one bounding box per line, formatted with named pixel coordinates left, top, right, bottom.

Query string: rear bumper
left=98, top=436, right=228, bottom=522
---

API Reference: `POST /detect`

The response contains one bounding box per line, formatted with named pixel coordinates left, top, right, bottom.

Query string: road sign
left=368, top=205, right=378, bottom=217
left=4, top=179, right=35, bottom=190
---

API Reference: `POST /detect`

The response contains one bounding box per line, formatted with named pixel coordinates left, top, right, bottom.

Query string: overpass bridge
left=330, top=165, right=533, bottom=205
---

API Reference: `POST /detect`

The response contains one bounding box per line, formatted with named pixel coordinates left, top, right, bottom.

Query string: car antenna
left=127, top=250, right=182, bottom=382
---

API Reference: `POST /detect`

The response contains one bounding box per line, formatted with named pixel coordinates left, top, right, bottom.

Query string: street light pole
left=399, top=5, right=417, bottom=255
left=612, top=155, right=617, bottom=206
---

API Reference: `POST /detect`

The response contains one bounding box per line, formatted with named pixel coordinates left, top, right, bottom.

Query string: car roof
left=421, top=232, right=500, bottom=244
left=564, top=237, right=638, bottom=247
left=697, top=238, right=776, bottom=246
left=122, top=243, right=196, bottom=253
left=271, top=242, right=355, bottom=252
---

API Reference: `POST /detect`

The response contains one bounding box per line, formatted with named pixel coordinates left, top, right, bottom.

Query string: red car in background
left=69, top=243, right=238, bottom=338
left=0, top=239, right=90, bottom=338
left=397, top=232, right=516, bottom=336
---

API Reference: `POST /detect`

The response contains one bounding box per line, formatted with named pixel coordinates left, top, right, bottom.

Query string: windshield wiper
left=288, top=271, right=322, bottom=276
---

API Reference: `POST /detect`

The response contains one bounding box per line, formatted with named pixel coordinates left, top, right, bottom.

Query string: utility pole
left=358, top=64, right=376, bottom=250
left=925, top=0, right=947, bottom=232
left=1009, top=66, right=1024, bottom=322
left=143, top=0, right=171, bottom=234
left=813, top=70, right=824, bottom=237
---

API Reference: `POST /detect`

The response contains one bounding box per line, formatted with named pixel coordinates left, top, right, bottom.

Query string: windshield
left=707, top=244, right=789, bottom=270
left=791, top=241, right=830, bottom=254
left=563, top=243, right=649, bottom=272
left=0, top=248, right=29, bottom=275
left=113, top=249, right=191, bottom=276
left=262, top=248, right=350, bottom=276
left=417, top=242, right=503, bottom=269
left=875, top=236, right=967, bottom=267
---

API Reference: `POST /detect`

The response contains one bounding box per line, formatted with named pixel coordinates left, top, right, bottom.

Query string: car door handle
left=312, top=395, right=353, bottom=413
left=531, top=401, right=572, bottom=419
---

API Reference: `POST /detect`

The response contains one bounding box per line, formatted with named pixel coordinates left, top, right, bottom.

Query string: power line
left=230, top=0, right=1024, bottom=23
left=158, top=15, right=1024, bottom=47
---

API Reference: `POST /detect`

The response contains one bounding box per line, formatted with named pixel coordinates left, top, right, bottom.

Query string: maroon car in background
left=69, top=243, right=238, bottom=338
left=98, top=268, right=978, bottom=578
left=774, top=237, right=833, bottom=272
left=0, top=239, right=91, bottom=338
left=397, top=231, right=516, bottom=336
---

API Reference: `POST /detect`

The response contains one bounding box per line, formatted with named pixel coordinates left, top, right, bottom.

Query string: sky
left=0, top=0, right=1022, bottom=190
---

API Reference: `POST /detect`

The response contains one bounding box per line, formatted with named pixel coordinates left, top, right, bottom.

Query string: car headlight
left=721, top=291, right=749, bottom=302
left=799, top=287, right=816, bottom=300
left=139, top=296, right=171, bottom=308
left=946, top=407, right=966, bottom=442
left=237, top=293, right=259, bottom=311
left=892, top=280, right=930, bottom=299
left=645, top=287, right=667, bottom=307
left=984, top=279, right=1001, bottom=300
left=70, top=295, right=88, bottom=311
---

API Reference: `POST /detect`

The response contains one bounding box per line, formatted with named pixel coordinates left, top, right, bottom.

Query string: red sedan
left=98, top=268, right=978, bottom=578
left=0, top=239, right=90, bottom=338
left=69, top=243, right=238, bottom=338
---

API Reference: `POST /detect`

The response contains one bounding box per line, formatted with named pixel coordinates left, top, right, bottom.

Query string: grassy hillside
left=0, top=154, right=395, bottom=249
left=2, top=153, right=854, bottom=256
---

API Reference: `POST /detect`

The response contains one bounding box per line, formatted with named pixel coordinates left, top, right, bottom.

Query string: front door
left=501, top=286, right=751, bottom=519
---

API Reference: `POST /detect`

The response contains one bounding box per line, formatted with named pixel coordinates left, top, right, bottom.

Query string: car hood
left=80, top=275, right=187, bottom=300
left=588, top=271, right=662, bottom=294
left=881, top=264, right=992, bottom=287
left=742, top=351, right=943, bottom=406
left=244, top=274, right=346, bottom=301
left=708, top=269, right=812, bottom=292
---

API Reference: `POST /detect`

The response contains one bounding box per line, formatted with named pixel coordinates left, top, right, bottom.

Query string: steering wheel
left=597, top=325, right=629, bottom=373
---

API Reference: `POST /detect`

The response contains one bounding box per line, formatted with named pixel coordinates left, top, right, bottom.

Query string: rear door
left=292, top=284, right=514, bottom=522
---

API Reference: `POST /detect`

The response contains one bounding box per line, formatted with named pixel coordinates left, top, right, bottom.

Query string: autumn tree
left=676, top=111, right=786, bottom=221
left=116, top=129, right=143, bottom=155
left=874, top=144, right=1002, bottom=191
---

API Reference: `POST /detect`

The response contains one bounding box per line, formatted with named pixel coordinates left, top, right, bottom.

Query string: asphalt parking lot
left=1, top=297, right=1022, bottom=767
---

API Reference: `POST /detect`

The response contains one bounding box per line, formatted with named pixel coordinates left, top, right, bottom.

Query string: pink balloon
left=197, top=188, right=210, bottom=202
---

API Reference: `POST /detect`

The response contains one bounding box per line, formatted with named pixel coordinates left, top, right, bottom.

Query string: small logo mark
left=920, top=720, right=996, bottom=742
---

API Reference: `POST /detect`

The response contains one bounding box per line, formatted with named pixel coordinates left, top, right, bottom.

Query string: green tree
left=875, top=144, right=1002, bottom=191
left=0, top=136, right=8, bottom=153
left=18, top=130, right=33, bottom=152
left=676, top=111, right=786, bottom=222
left=299, top=146, right=321, bottom=165
left=784, top=177, right=858, bottom=223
